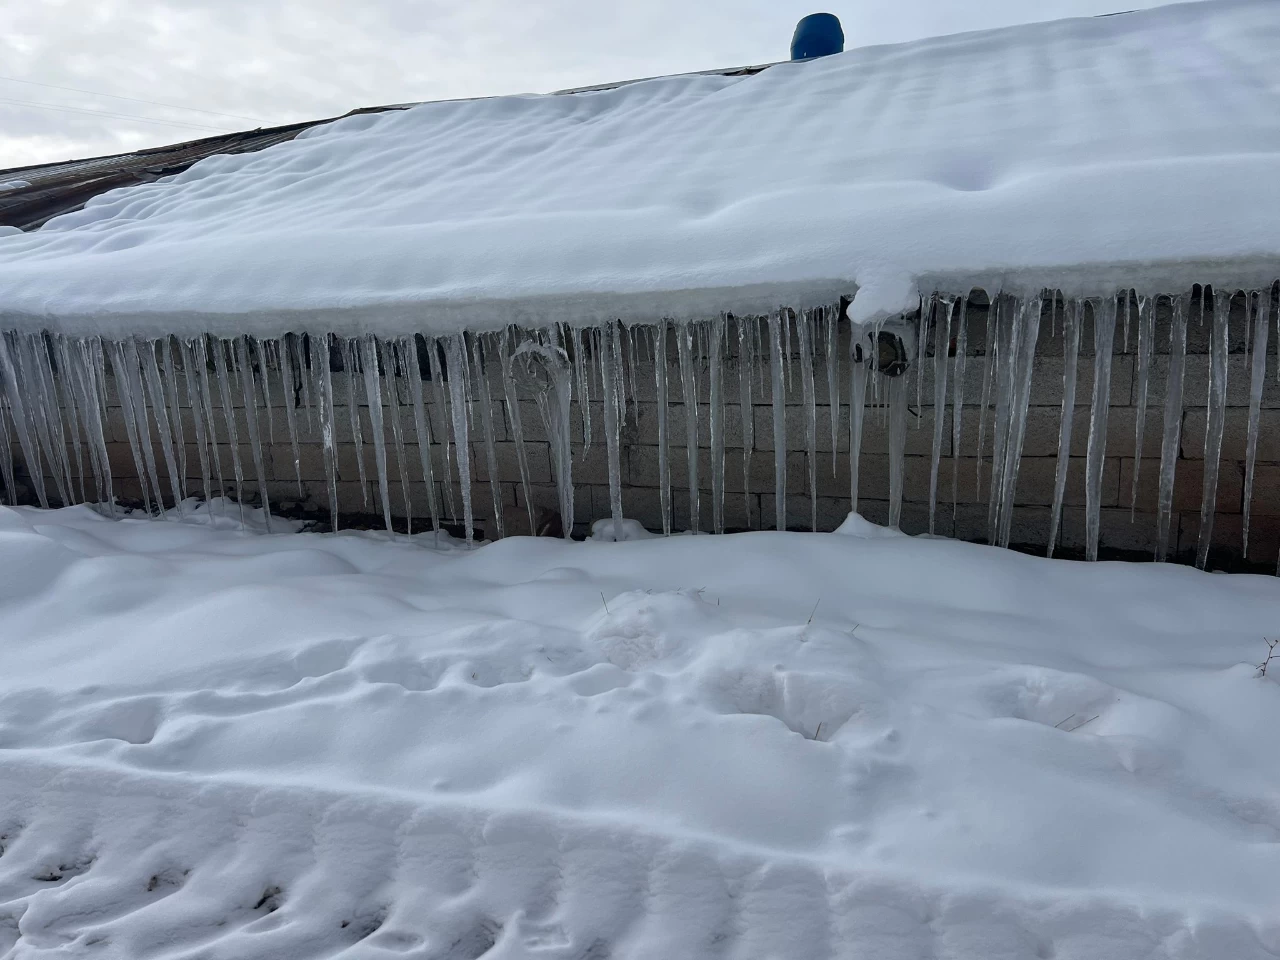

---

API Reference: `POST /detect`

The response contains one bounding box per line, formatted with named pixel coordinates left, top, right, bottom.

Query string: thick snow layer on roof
left=0, top=0, right=1278, bottom=336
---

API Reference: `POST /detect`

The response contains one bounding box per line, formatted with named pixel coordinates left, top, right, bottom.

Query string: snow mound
left=1, top=504, right=1279, bottom=958
left=1, top=0, right=1278, bottom=335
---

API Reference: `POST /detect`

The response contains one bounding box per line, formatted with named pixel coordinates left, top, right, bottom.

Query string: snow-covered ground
left=0, top=502, right=1278, bottom=959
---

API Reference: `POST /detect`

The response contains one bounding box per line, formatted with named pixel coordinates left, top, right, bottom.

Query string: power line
left=0, top=75, right=261, bottom=124
left=0, top=96, right=232, bottom=132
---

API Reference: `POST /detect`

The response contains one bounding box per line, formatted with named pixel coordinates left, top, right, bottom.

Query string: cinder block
left=1119, top=457, right=1244, bottom=516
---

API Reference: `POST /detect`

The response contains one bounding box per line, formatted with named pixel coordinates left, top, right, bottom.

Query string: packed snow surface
left=1, top=501, right=1279, bottom=959
left=1, top=0, right=1279, bottom=335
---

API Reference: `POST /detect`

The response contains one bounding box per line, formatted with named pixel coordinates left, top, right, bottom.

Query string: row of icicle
left=0, top=284, right=1276, bottom=568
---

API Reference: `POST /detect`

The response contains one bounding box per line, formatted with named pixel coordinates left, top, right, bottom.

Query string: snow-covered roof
left=0, top=0, right=1277, bottom=336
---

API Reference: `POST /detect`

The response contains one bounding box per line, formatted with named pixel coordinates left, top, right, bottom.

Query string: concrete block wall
left=12, top=288, right=1278, bottom=569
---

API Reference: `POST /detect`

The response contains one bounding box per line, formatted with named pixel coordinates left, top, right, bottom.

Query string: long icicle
left=471, top=335, right=504, bottom=540
left=949, top=297, right=968, bottom=523
left=986, top=296, right=1019, bottom=540
left=403, top=336, right=441, bottom=535
left=209, top=338, right=245, bottom=522
left=359, top=334, right=393, bottom=533
left=234, top=336, right=272, bottom=531
left=887, top=374, right=909, bottom=529
left=380, top=338, right=414, bottom=534
left=848, top=339, right=869, bottom=515
left=1084, top=295, right=1118, bottom=561
left=140, top=338, right=186, bottom=516
left=161, top=338, right=188, bottom=499
left=997, top=297, right=1042, bottom=547
left=1196, top=289, right=1230, bottom=569
left=768, top=310, right=787, bottom=531
left=1130, top=295, right=1156, bottom=516
left=928, top=296, right=952, bottom=534
left=179, top=338, right=214, bottom=504
left=1242, top=290, right=1269, bottom=556
left=344, top=338, right=369, bottom=509
left=0, top=333, right=49, bottom=508
left=796, top=310, right=818, bottom=531
left=975, top=295, right=999, bottom=491
left=737, top=315, right=755, bottom=529
left=1048, top=299, right=1081, bottom=557
left=426, top=338, right=457, bottom=522
left=498, top=329, right=533, bottom=535
left=192, top=336, right=227, bottom=509
left=309, top=333, right=339, bottom=531
left=599, top=321, right=625, bottom=537
left=653, top=323, right=672, bottom=536
left=825, top=307, right=841, bottom=474
left=444, top=334, right=475, bottom=542
left=676, top=322, right=700, bottom=533
left=1156, top=294, right=1189, bottom=561
left=709, top=315, right=726, bottom=534
left=53, top=337, right=87, bottom=504
left=115, top=338, right=164, bottom=515
left=279, top=334, right=304, bottom=495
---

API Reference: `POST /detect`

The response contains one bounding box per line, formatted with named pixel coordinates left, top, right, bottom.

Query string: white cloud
left=1, top=0, right=1176, bottom=169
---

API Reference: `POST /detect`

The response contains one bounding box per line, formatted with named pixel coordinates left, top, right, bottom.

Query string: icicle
left=737, top=315, right=755, bottom=529
left=709, top=315, right=726, bottom=534
left=997, top=298, right=1042, bottom=548
left=378, top=338, right=413, bottom=533
left=278, top=334, right=303, bottom=494
left=1084, top=296, right=1118, bottom=561
left=782, top=307, right=793, bottom=392
left=443, top=335, right=475, bottom=542
left=825, top=307, right=841, bottom=474
left=234, top=337, right=272, bottom=531
left=358, top=335, right=393, bottom=533
left=796, top=310, right=818, bottom=531
left=426, top=338, right=457, bottom=521
left=928, top=297, right=952, bottom=534
left=139, top=338, right=186, bottom=516
left=985, top=296, right=1018, bottom=540
left=308, top=333, right=339, bottom=531
left=402, top=336, right=441, bottom=535
left=497, top=329, right=533, bottom=535
left=1129, top=295, right=1156, bottom=516
left=58, top=337, right=102, bottom=504
left=573, top=327, right=592, bottom=455
left=949, top=298, right=968, bottom=521
left=161, top=339, right=188, bottom=498
left=468, top=336, right=502, bottom=539
left=252, top=338, right=274, bottom=447
left=888, top=375, right=908, bottom=529
left=0, top=390, right=16, bottom=506
left=209, top=338, right=245, bottom=522
left=653, top=323, right=672, bottom=536
left=192, top=337, right=227, bottom=508
left=676, top=322, right=700, bottom=533
left=20, top=335, right=73, bottom=505
left=915, top=297, right=928, bottom=425
left=1048, top=299, right=1081, bottom=557
left=179, top=338, right=214, bottom=503
left=48, top=337, right=85, bottom=503
left=1196, top=290, right=1231, bottom=569
left=975, top=295, right=999, bottom=492
left=598, top=321, right=625, bottom=536
left=768, top=311, right=787, bottom=531
left=112, top=339, right=163, bottom=514
left=296, top=334, right=314, bottom=432
left=848, top=344, right=869, bottom=513
left=514, top=339, right=574, bottom=537
left=344, top=339, right=369, bottom=508
left=1155, top=295, right=1189, bottom=560
left=0, top=333, right=48, bottom=507
left=1243, top=290, right=1269, bottom=556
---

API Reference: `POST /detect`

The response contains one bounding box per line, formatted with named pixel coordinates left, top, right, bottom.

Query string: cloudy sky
left=4, top=0, right=1171, bottom=170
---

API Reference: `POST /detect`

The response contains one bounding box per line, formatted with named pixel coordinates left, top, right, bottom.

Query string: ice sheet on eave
left=0, top=0, right=1277, bottom=338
